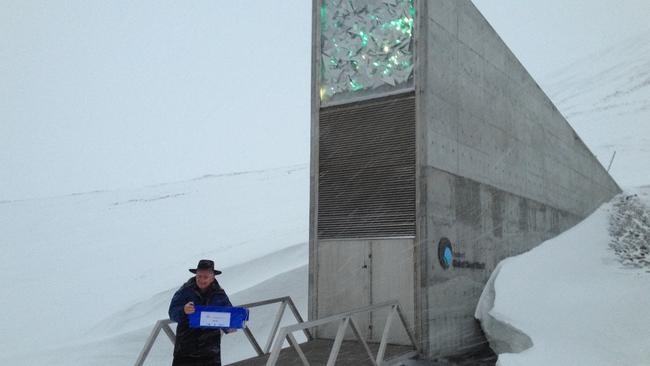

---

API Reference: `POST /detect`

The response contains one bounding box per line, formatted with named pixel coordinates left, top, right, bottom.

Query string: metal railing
left=134, top=296, right=311, bottom=366
left=265, top=300, right=419, bottom=366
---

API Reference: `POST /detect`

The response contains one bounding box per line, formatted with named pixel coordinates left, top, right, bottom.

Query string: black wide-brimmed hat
left=189, top=259, right=222, bottom=275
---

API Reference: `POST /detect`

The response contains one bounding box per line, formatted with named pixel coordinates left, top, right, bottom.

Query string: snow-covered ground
left=0, top=165, right=309, bottom=365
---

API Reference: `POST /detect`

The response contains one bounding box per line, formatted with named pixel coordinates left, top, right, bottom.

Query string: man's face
left=195, top=269, right=215, bottom=290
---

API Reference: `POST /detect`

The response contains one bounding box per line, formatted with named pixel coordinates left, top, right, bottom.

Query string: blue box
left=188, top=306, right=249, bottom=329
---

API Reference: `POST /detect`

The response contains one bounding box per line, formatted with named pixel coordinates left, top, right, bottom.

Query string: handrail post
left=286, top=332, right=311, bottom=366
left=243, top=325, right=265, bottom=356
left=348, top=317, right=378, bottom=366
left=395, top=304, right=419, bottom=352
left=265, top=328, right=287, bottom=366
left=264, top=299, right=288, bottom=353
left=287, top=296, right=313, bottom=341
left=134, top=320, right=164, bottom=366
left=161, top=322, right=176, bottom=343
left=326, top=317, right=349, bottom=366
left=375, top=305, right=397, bottom=366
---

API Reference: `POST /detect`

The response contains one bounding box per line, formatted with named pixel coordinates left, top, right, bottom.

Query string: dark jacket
left=169, top=277, right=232, bottom=361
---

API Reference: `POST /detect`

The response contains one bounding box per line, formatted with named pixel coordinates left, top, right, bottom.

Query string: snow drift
left=476, top=188, right=650, bottom=366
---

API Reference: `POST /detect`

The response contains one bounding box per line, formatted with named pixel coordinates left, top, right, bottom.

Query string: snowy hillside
left=0, top=165, right=309, bottom=365
left=543, top=29, right=650, bottom=188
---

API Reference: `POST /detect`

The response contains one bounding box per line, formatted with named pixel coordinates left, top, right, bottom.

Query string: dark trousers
left=172, top=355, right=221, bottom=366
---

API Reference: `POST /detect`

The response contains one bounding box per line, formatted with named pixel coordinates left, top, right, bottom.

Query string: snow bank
left=476, top=188, right=650, bottom=366
left=474, top=260, right=532, bottom=355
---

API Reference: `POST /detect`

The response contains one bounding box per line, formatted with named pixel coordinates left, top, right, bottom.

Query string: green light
left=349, top=79, right=363, bottom=92
left=388, top=17, right=413, bottom=35
left=359, top=31, right=369, bottom=47
left=320, top=4, right=327, bottom=32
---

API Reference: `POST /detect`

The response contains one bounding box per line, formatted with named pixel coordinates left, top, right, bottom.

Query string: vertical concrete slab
left=308, top=0, right=322, bottom=327
left=316, top=240, right=372, bottom=340
left=421, top=169, right=583, bottom=357
left=315, top=239, right=416, bottom=344
left=370, top=239, right=416, bottom=345
left=423, top=0, right=619, bottom=220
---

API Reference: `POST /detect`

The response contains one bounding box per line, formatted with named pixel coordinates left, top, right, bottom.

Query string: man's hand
left=224, top=328, right=238, bottom=334
left=183, top=302, right=195, bottom=315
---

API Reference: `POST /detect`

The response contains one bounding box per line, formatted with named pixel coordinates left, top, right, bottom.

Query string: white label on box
left=199, top=311, right=231, bottom=327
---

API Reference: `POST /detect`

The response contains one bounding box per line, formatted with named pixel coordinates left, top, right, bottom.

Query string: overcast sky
left=2, top=1, right=650, bottom=201
left=472, top=0, right=650, bottom=80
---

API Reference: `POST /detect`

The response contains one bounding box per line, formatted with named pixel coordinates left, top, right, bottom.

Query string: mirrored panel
left=320, top=0, right=415, bottom=105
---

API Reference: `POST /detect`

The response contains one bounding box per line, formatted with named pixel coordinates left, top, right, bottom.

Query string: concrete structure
left=309, top=0, right=621, bottom=360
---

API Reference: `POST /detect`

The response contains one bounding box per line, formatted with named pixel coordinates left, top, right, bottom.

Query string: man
left=169, top=259, right=235, bottom=366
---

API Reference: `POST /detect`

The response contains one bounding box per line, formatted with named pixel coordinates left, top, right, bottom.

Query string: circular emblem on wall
left=438, top=237, right=454, bottom=269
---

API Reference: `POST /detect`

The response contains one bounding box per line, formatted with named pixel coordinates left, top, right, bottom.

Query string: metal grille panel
left=318, top=93, right=416, bottom=239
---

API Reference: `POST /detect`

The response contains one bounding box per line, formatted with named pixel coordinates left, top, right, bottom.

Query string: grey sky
left=472, top=0, right=650, bottom=80
left=1, top=1, right=312, bottom=200
left=2, top=1, right=649, bottom=201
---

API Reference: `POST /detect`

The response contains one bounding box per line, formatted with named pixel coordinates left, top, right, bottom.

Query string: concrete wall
left=419, top=169, right=582, bottom=356
left=415, top=0, right=621, bottom=357
left=314, top=238, right=416, bottom=345
left=420, top=0, right=619, bottom=217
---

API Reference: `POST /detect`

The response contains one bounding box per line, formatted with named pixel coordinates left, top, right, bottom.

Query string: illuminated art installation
left=320, top=0, right=415, bottom=103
